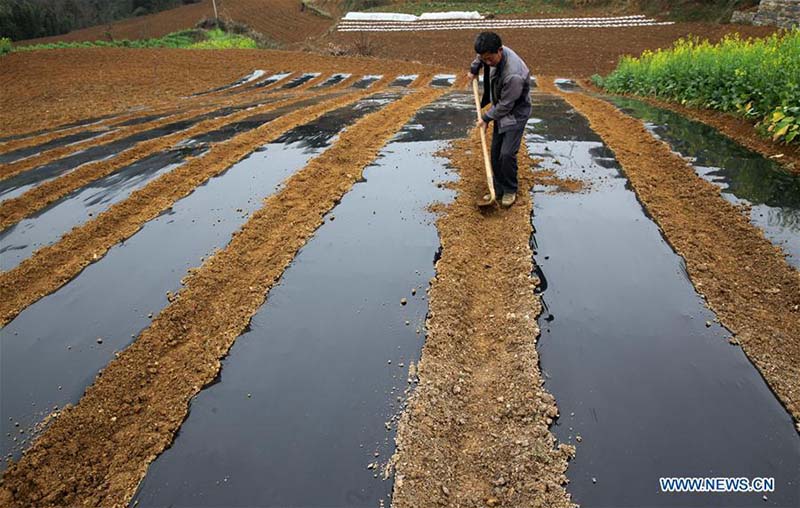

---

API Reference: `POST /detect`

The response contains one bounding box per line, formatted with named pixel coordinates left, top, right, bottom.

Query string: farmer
left=468, top=31, right=532, bottom=207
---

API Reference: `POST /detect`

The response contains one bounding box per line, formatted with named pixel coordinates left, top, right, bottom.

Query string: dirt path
left=0, top=87, right=444, bottom=508
left=541, top=80, right=800, bottom=425
left=391, top=135, right=574, bottom=507
left=0, top=89, right=371, bottom=326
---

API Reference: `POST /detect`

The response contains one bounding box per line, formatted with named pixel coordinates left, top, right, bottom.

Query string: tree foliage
left=0, top=0, right=192, bottom=41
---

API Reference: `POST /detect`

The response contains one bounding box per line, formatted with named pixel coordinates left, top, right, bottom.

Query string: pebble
left=400, top=298, right=407, bottom=306
left=576, top=435, right=582, bottom=442
left=96, top=338, right=103, bottom=344
left=592, top=477, right=597, bottom=484
left=705, top=321, right=712, bottom=327
left=411, top=288, right=417, bottom=296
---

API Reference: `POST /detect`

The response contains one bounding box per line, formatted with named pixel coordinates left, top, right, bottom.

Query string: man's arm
left=482, top=75, right=524, bottom=123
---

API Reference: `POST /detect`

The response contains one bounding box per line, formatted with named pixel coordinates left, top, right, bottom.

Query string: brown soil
left=0, top=48, right=444, bottom=138
left=391, top=135, right=574, bottom=507
left=329, top=22, right=777, bottom=77
left=0, top=88, right=444, bottom=508
left=0, top=79, right=277, bottom=162
left=0, top=89, right=370, bottom=327
left=534, top=168, right=586, bottom=194
left=540, top=79, right=800, bottom=423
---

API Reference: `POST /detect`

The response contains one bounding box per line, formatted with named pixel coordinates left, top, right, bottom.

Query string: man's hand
left=476, top=118, right=488, bottom=131
left=467, top=72, right=477, bottom=81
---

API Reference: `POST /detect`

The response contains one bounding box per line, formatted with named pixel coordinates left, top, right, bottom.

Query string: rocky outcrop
left=752, top=0, right=800, bottom=29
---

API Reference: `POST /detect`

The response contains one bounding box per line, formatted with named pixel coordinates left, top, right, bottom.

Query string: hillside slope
left=20, top=0, right=338, bottom=46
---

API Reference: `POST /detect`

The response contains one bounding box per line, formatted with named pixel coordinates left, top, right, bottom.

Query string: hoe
left=472, top=79, right=496, bottom=208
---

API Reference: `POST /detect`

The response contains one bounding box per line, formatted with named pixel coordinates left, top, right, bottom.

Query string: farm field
left=1, top=2, right=799, bottom=507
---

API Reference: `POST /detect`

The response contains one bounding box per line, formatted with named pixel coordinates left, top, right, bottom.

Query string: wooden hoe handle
left=472, top=79, right=496, bottom=203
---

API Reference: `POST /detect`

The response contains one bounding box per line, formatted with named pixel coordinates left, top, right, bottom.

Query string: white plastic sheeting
left=338, top=14, right=674, bottom=31
left=343, top=11, right=483, bottom=21
left=343, top=12, right=418, bottom=21
left=418, top=11, right=483, bottom=20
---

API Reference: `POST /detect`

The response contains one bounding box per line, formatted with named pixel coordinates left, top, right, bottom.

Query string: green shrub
left=14, top=27, right=260, bottom=52
left=0, top=37, right=12, bottom=55
left=598, top=29, right=800, bottom=145
left=189, top=28, right=257, bottom=49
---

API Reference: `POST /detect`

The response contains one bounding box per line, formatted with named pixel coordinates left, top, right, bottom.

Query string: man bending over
left=468, top=31, right=532, bottom=207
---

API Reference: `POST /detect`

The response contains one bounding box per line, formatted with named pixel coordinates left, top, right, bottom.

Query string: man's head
left=474, top=32, right=503, bottom=66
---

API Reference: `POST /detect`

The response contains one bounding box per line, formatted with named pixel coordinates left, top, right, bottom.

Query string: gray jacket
left=470, top=46, right=531, bottom=133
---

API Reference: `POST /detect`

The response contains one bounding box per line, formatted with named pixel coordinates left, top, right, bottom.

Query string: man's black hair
left=474, top=32, right=502, bottom=54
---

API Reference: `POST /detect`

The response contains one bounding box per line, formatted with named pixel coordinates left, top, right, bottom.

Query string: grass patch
left=188, top=28, right=257, bottom=49
left=358, top=1, right=569, bottom=15
left=594, top=30, right=800, bottom=145
left=13, top=26, right=263, bottom=52
left=0, top=37, right=11, bottom=56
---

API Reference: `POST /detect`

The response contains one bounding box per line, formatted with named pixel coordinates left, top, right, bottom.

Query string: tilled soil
left=540, top=79, right=800, bottom=424
left=17, top=0, right=338, bottom=47
left=0, top=49, right=444, bottom=138
left=330, top=22, right=776, bottom=77
left=0, top=88, right=445, bottom=508
left=391, top=135, right=574, bottom=508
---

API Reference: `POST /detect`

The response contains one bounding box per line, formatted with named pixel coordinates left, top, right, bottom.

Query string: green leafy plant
left=597, top=29, right=800, bottom=145
left=0, top=37, right=12, bottom=55
left=764, top=105, right=799, bottom=144
left=189, top=28, right=257, bottom=49
left=13, top=27, right=262, bottom=52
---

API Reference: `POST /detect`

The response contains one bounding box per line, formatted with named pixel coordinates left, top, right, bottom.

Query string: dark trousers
left=490, top=125, right=524, bottom=196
